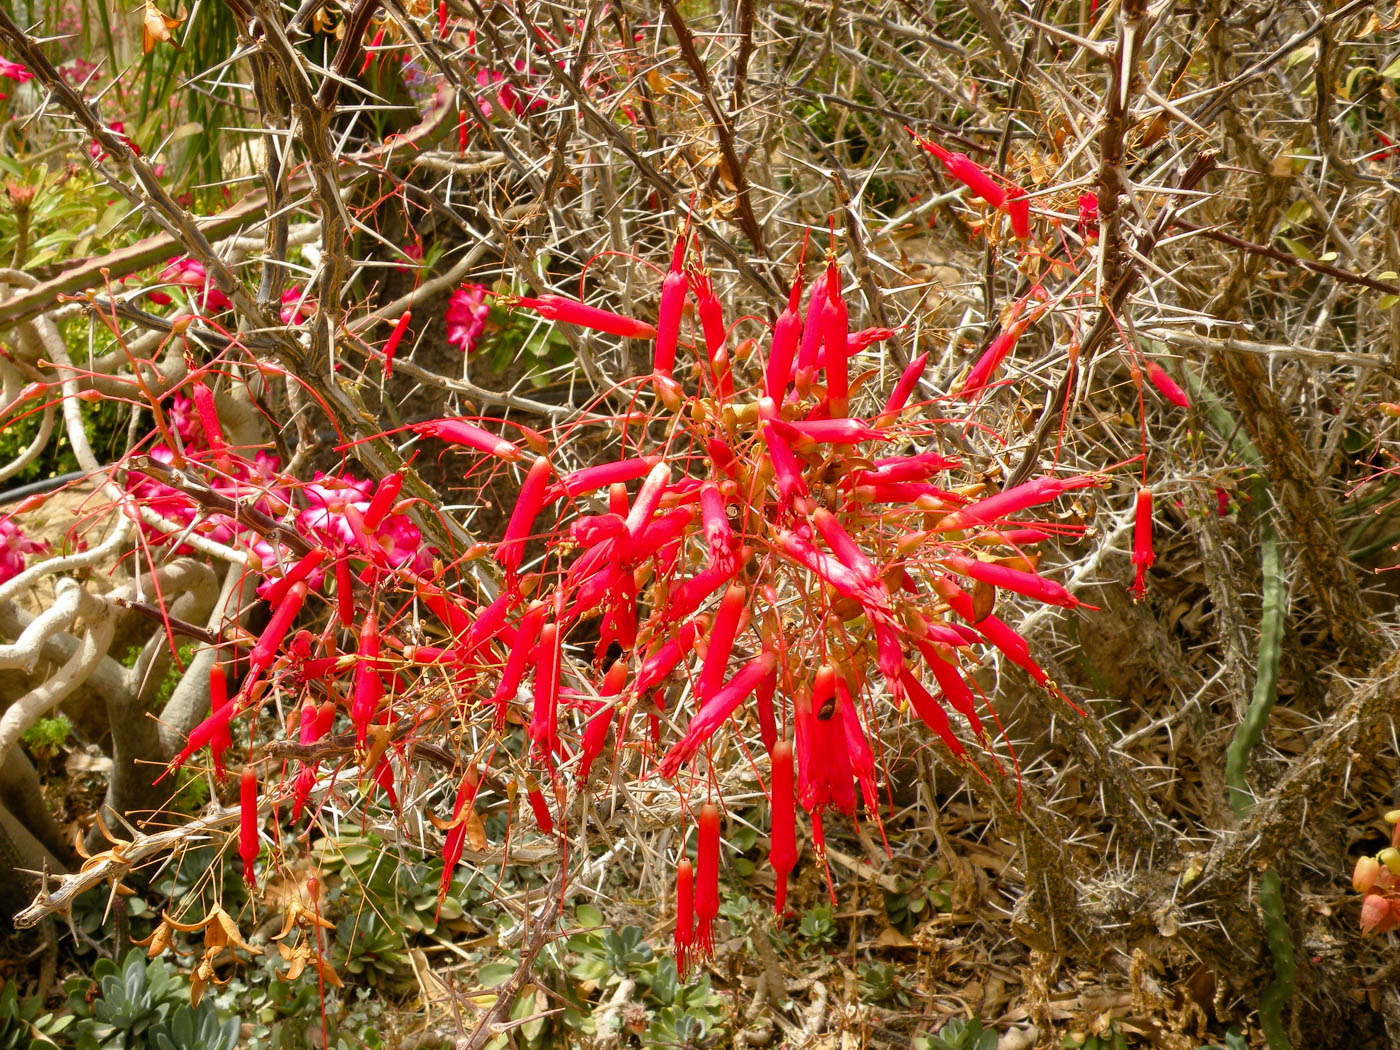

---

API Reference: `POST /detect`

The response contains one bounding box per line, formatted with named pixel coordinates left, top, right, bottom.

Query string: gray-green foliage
left=915, top=1017, right=998, bottom=1050
left=63, top=950, right=238, bottom=1050
left=0, top=981, right=73, bottom=1050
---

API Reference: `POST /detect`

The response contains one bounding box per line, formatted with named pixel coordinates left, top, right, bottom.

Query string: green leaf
left=477, top=962, right=516, bottom=987
left=1277, top=236, right=1313, bottom=261
left=575, top=904, right=603, bottom=927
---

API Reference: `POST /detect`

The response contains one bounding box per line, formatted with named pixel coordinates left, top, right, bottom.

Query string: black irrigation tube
left=0, top=469, right=92, bottom=508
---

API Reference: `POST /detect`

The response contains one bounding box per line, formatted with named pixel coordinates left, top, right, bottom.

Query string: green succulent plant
left=64, top=949, right=238, bottom=1050
left=0, top=981, right=73, bottom=1050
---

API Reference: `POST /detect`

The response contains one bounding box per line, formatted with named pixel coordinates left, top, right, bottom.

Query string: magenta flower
left=446, top=283, right=490, bottom=354
left=0, top=60, right=32, bottom=83
left=0, top=515, right=47, bottom=584
left=155, top=256, right=232, bottom=312
left=89, top=121, right=138, bottom=162
left=280, top=286, right=316, bottom=325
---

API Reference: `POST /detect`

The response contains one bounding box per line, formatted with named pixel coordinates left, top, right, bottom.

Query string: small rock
left=998, top=1025, right=1039, bottom=1050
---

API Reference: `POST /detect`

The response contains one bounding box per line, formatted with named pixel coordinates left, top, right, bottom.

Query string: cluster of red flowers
left=149, top=210, right=1159, bottom=985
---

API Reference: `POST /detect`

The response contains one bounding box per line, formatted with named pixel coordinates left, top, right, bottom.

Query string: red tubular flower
left=525, top=774, right=555, bottom=834
left=529, top=622, right=561, bottom=758
left=336, top=552, right=355, bottom=626
left=834, top=676, right=879, bottom=812
left=961, top=308, right=1038, bottom=402
left=245, top=580, right=308, bottom=690
left=578, top=660, right=627, bottom=780
left=239, top=767, right=259, bottom=885
left=915, top=638, right=983, bottom=737
left=654, top=231, right=688, bottom=379
left=372, top=758, right=398, bottom=807
left=895, top=664, right=966, bottom=757
left=359, top=26, right=385, bottom=75
left=623, top=460, right=671, bottom=547
left=438, top=0, right=447, bottom=36
left=908, top=129, right=1006, bottom=207
left=188, top=380, right=229, bottom=468
left=208, top=664, right=232, bottom=779
left=457, top=110, right=469, bottom=153
left=811, top=508, right=877, bottom=585
left=439, top=772, right=480, bottom=901
left=755, top=666, right=777, bottom=755
left=691, top=269, right=732, bottom=395
left=931, top=574, right=1050, bottom=686
left=794, top=667, right=858, bottom=820
left=351, top=609, right=383, bottom=749
left=1144, top=360, right=1190, bottom=408
left=381, top=310, right=412, bottom=378
left=847, top=327, right=895, bottom=354
left=1131, top=486, right=1154, bottom=600
left=363, top=472, right=404, bottom=533
left=769, top=739, right=797, bottom=915
left=765, top=264, right=806, bottom=402
left=775, top=530, right=873, bottom=605
left=498, top=455, right=553, bottom=572
left=164, top=672, right=235, bottom=779
left=695, top=804, right=721, bottom=961
left=411, top=418, right=523, bottom=461
left=634, top=620, right=703, bottom=697
left=792, top=270, right=830, bottom=396
left=757, top=401, right=810, bottom=504
left=660, top=650, right=776, bottom=778
left=262, top=548, right=327, bottom=607
left=699, top=483, right=735, bottom=569
left=664, top=564, right=736, bottom=625
left=879, top=350, right=930, bottom=422
left=772, top=418, right=886, bottom=445
left=674, top=857, right=695, bottom=976
left=292, top=700, right=336, bottom=820
left=939, top=475, right=1098, bottom=530
left=555, top=455, right=660, bottom=499
left=941, top=552, right=1084, bottom=609
left=1006, top=187, right=1031, bottom=240
left=513, top=294, right=657, bottom=340
left=697, top=583, right=746, bottom=700
left=490, top=601, right=545, bottom=728
left=820, top=260, right=850, bottom=416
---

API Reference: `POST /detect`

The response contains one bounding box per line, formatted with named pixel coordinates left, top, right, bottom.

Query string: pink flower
left=155, top=256, right=232, bottom=312
left=89, top=121, right=138, bottom=162
left=0, top=60, right=32, bottom=83
left=1077, top=192, right=1100, bottom=239
left=0, top=515, right=47, bottom=584
left=446, top=283, right=490, bottom=354
left=280, top=286, right=316, bottom=325
left=396, top=242, right=423, bottom=273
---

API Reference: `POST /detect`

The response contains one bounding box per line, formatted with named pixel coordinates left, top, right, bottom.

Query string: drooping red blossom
left=239, top=768, right=260, bottom=885
left=769, top=739, right=798, bottom=915
left=1131, top=486, right=1154, bottom=600
left=694, top=804, right=721, bottom=962
left=1144, top=360, right=1190, bottom=408
left=674, top=857, right=695, bottom=976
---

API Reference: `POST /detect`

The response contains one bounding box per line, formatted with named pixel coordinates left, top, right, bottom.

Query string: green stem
left=1225, top=510, right=1284, bottom=820
left=1179, top=357, right=1296, bottom=1050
